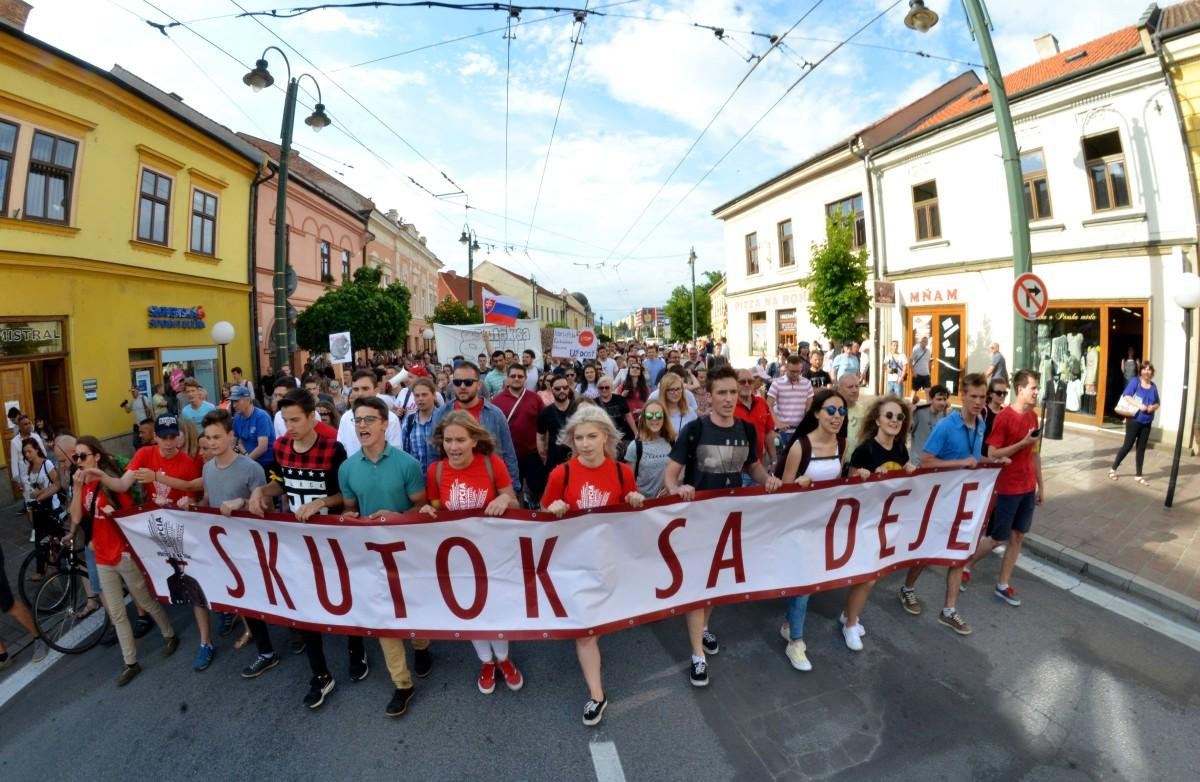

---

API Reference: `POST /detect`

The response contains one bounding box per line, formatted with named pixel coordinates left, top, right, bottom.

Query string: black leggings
left=303, top=630, right=365, bottom=678
left=1112, top=418, right=1152, bottom=475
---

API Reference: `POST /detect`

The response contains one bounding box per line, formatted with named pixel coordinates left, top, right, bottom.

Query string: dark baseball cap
left=155, top=415, right=181, bottom=437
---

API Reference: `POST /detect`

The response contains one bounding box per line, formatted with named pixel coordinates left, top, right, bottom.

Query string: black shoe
left=116, top=662, right=142, bottom=687
left=349, top=655, right=369, bottom=682
left=582, top=697, right=607, bottom=727
left=413, top=647, right=433, bottom=678
left=162, top=635, right=180, bottom=658
left=218, top=612, right=236, bottom=637
left=690, top=659, right=709, bottom=687
left=701, top=629, right=719, bottom=656
left=304, top=674, right=335, bottom=709
left=101, top=626, right=120, bottom=647
left=132, top=616, right=154, bottom=639
left=385, top=687, right=415, bottom=717
left=241, top=653, right=280, bottom=679
left=289, top=632, right=306, bottom=655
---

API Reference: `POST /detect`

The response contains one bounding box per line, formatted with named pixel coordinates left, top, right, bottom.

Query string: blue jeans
left=785, top=594, right=809, bottom=641
left=740, top=472, right=756, bottom=488
left=887, top=381, right=903, bottom=396
left=85, top=547, right=101, bottom=594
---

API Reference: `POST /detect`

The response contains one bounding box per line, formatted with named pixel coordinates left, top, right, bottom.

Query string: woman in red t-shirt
left=65, top=436, right=177, bottom=686
left=541, top=405, right=645, bottom=727
left=420, top=411, right=521, bottom=695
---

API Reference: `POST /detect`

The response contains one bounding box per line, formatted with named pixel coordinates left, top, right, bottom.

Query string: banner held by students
left=432, top=320, right=541, bottom=367
left=115, top=468, right=999, bottom=640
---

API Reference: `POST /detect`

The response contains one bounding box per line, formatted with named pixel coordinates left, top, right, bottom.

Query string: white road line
left=590, top=740, right=627, bottom=782
left=0, top=608, right=109, bottom=710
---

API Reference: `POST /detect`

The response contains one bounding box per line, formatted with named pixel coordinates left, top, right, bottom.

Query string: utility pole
left=688, top=247, right=698, bottom=343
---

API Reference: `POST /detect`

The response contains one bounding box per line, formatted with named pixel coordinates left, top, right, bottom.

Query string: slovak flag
left=483, top=293, right=521, bottom=326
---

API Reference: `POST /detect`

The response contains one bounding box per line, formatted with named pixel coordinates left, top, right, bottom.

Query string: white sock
left=997, top=583, right=1009, bottom=591
left=691, top=654, right=704, bottom=665
left=942, top=607, right=955, bottom=617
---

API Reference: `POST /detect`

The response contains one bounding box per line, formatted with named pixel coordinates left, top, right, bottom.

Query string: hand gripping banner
left=114, top=467, right=999, bottom=640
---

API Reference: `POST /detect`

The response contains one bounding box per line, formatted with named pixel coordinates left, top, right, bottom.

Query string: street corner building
left=0, top=11, right=259, bottom=477
left=714, top=7, right=1200, bottom=446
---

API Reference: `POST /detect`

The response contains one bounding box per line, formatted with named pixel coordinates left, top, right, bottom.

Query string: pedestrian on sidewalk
left=963, top=369, right=1043, bottom=606
left=0, top=541, right=49, bottom=668
left=1109, top=362, right=1160, bottom=486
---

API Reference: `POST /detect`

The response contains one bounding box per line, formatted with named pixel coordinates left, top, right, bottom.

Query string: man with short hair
left=598, top=346, right=618, bottom=379
left=278, top=364, right=300, bottom=388
left=884, top=340, right=908, bottom=397
left=963, top=369, right=1042, bottom=605
left=664, top=365, right=782, bottom=686
left=830, top=342, right=860, bottom=382
left=136, top=419, right=157, bottom=448
left=766, top=355, right=814, bottom=445
left=733, top=368, right=776, bottom=482
left=483, top=350, right=507, bottom=398
left=400, top=378, right=440, bottom=474
left=432, top=362, right=521, bottom=491
left=909, top=384, right=950, bottom=465
left=337, top=369, right=403, bottom=457
left=339, top=396, right=428, bottom=717
left=231, top=385, right=275, bottom=467
left=522, top=349, right=540, bottom=391
left=642, top=344, right=666, bottom=386
left=491, top=364, right=544, bottom=506
left=899, top=373, right=996, bottom=636
left=178, top=378, right=216, bottom=428
left=537, top=375, right=575, bottom=475
left=121, top=386, right=155, bottom=449
left=230, top=366, right=254, bottom=395
left=985, top=342, right=1009, bottom=383
left=249, top=389, right=359, bottom=710
left=909, top=336, right=932, bottom=402
left=804, top=351, right=832, bottom=389
left=836, top=372, right=864, bottom=447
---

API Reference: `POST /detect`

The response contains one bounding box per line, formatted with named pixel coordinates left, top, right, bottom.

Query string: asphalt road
left=2, top=553, right=1198, bottom=782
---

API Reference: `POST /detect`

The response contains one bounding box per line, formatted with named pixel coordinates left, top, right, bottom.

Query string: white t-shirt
left=336, top=408, right=404, bottom=457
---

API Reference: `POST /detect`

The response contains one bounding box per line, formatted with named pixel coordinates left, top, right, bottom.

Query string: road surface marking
left=590, top=740, right=627, bottom=782
left=0, top=606, right=109, bottom=710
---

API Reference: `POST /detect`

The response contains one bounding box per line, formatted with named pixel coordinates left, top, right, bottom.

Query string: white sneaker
left=838, top=612, right=866, bottom=636
left=785, top=639, right=812, bottom=671
left=842, top=622, right=865, bottom=652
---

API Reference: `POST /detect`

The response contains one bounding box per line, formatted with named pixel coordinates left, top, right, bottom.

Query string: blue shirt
left=1122, top=379, right=1159, bottom=425
left=401, top=411, right=437, bottom=474
left=831, top=353, right=860, bottom=381
left=338, top=444, right=425, bottom=516
left=179, top=401, right=216, bottom=427
left=922, top=410, right=985, bottom=461
left=233, top=406, right=275, bottom=465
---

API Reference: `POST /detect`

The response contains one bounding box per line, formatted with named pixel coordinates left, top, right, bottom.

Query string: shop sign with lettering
left=906, top=288, right=959, bottom=305
left=0, top=320, right=65, bottom=358
left=148, top=306, right=206, bottom=330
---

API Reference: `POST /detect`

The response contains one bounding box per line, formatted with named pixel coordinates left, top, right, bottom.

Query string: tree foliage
left=429, top=296, right=482, bottom=326
left=295, top=265, right=410, bottom=354
left=802, top=216, right=871, bottom=345
left=664, top=283, right=713, bottom=341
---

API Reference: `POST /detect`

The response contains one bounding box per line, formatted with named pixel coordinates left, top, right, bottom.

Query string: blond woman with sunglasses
left=624, top=400, right=676, bottom=498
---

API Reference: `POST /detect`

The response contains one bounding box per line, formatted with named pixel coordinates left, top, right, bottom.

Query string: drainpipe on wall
left=850, top=136, right=886, bottom=394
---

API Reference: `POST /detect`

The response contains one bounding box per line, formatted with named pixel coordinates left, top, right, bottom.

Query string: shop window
left=912, top=181, right=940, bottom=241
left=190, top=189, right=218, bottom=255
left=137, top=168, right=172, bottom=245
left=749, top=311, right=767, bottom=357
left=777, top=220, right=794, bottom=267
left=319, top=240, right=332, bottom=281
left=745, top=232, right=759, bottom=275
left=1082, top=131, right=1130, bottom=211
left=777, top=309, right=797, bottom=354
left=1035, top=307, right=1102, bottom=417
left=341, top=248, right=351, bottom=279
left=25, top=131, right=77, bottom=223
left=1021, top=149, right=1052, bottom=220
left=0, top=120, right=16, bottom=215
left=826, top=193, right=866, bottom=249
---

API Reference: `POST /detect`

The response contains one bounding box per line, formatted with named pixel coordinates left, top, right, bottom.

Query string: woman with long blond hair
left=656, top=372, right=696, bottom=434
left=623, top=399, right=675, bottom=498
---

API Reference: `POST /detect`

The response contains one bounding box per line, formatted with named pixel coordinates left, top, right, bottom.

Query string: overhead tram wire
left=598, top=0, right=828, bottom=266
left=611, top=0, right=906, bottom=268
left=523, top=4, right=588, bottom=253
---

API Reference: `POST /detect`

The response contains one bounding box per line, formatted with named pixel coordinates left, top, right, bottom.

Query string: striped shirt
left=766, top=375, right=814, bottom=430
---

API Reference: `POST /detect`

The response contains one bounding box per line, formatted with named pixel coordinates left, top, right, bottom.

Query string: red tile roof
left=906, top=26, right=1142, bottom=137
left=237, top=133, right=374, bottom=218
left=438, top=270, right=497, bottom=307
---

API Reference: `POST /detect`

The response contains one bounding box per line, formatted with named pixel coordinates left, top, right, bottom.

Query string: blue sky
left=27, top=0, right=1141, bottom=323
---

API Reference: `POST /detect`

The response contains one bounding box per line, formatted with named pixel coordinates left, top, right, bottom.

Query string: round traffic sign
left=1012, top=272, right=1049, bottom=320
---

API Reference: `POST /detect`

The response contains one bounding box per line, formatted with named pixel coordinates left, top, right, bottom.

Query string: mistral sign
left=114, top=468, right=998, bottom=639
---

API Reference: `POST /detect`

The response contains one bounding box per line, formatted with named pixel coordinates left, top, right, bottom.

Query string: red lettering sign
left=519, top=536, right=567, bottom=619
left=706, top=512, right=745, bottom=588
left=825, top=498, right=859, bottom=570
left=304, top=536, right=353, bottom=616
left=878, top=490, right=910, bottom=558
left=366, top=541, right=410, bottom=619
left=250, top=529, right=295, bottom=610
left=209, top=526, right=245, bottom=599
left=947, top=482, right=979, bottom=551
left=436, top=537, right=488, bottom=620
left=908, top=484, right=940, bottom=551
left=655, top=518, right=687, bottom=599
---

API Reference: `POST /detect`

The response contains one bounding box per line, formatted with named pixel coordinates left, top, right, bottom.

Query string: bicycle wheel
left=34, top=571, right=108, bottom=654
left=18, top=543, right=60, bottom=610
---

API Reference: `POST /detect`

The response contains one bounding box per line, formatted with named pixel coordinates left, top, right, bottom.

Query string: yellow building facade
left=0, top=25, right=261, bottom=472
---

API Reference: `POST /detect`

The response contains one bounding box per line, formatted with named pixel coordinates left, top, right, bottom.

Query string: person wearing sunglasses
left=537, top=375, right=577, bottom=475
left=617, top=362, right=650, bottom=415
left=624, top=400, right=675, bottom=498
left=842, top=396, right=916, bottom=651
left=733, top=368, right=777, bottom=482
left=431, top=361, right=521, bottom=496
left=982, top=377, right=1009, bottom=454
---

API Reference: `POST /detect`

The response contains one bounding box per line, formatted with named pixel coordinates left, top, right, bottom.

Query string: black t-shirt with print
left=849, top=438, right=909, bottom=473
left=599, top=394, right=633, bottom=440
left=804, top=369, right=833, bottom=389
left=537, top=404, right=573, bottom=469
left=670, top=416, right=758, bottom=490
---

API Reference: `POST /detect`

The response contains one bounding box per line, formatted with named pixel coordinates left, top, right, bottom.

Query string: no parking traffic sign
left=1012, top=272, right=1049, bottom=320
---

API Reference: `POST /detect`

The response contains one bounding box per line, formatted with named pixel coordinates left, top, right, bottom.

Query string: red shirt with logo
left=127, top=445, right=203, bottom=505
left=83, top=481, right=136, bottom=566
left=426, top=452, right=512, bottom=511
left=986, top=406, right=1039, bottom=495
left=541, top=457, right=635, bottom=510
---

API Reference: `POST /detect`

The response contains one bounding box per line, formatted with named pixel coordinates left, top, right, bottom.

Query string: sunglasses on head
left=823, top=405, right=848, bottom=417
left=882, top=410, right=906, bottom=422
left=452, top=378, right=477, bottom=387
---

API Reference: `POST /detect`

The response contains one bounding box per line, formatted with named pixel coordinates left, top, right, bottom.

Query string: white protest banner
left=114, top=468, right=998, bottom=640
left=433, top=320, right=540, bottom=366
left=328, top=331, right=353, bottom=364
left=550, top=327, right=597, bottom=360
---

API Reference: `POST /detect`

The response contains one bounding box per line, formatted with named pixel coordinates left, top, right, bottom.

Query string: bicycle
left=18, top=529, right=65, bottom=610
left=33, top=546, right=110, bottom=654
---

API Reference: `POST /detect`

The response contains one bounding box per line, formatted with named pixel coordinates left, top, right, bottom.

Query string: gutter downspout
left=248, top=157, right=277, bottom=392
left=851, top=136, right=885, bottom=394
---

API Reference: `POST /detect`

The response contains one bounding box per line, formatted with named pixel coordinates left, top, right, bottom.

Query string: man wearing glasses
left=432, top=362, right=521, bottom=493
left=337, top=369, right=403, bottom=458
left=733, top=368, right=776, bottom=482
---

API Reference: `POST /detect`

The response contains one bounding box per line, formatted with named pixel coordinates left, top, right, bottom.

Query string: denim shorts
left=987, top=490, right=1036, bottom=542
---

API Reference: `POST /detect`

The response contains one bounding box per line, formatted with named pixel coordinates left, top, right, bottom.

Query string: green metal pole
left=273, top=79, right=298, bottom=372
left=963, top=0, right=1033, bottom=371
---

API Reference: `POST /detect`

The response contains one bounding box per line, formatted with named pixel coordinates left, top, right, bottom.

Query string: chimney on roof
left=0, top=0, right=33, bottom=30
left=1034, top=33, right=1060, bottom=59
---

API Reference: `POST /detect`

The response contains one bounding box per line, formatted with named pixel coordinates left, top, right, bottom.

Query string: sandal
left=234, top=629, right=253, bottom=650
left=1134, top=476, right=1150, bottom=486
left=1108, top=470, right=1119, bottom=481
left=79, top=598, right=101, bottom=619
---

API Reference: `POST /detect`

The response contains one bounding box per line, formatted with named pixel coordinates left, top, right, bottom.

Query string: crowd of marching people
left=0, top=334, right=1064, bottom=727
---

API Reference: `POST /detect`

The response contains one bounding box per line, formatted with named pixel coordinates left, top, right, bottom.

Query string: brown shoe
left=116, top=662, right=142, bottom=687
left=937, top=610, right=972, bottom=636
left=162, top=635, right=180, bottom=657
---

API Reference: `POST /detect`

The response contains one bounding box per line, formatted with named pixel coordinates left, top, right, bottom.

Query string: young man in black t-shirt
left=663, top=366, right=782, bottom=687
left=537, top=377, right=575, bottom=472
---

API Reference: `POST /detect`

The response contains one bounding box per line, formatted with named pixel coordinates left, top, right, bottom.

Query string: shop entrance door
left=1, top=363, right=33, bottom=476
left=908, top=305, right=967, bottom=397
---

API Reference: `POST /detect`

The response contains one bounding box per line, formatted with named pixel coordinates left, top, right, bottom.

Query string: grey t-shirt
left=203, top=454, right=267, bottom=506
left=624, top=437, right=673, bottom=498
left=908, top=406, right=947, bottom=466
left=910, top=345, right=932, bottom=376
left=990, top=352, right=1008, bottom=382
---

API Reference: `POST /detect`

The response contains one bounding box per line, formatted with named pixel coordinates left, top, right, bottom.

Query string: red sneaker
left=497, top=657, right=524, bottom=691
left=477, top=661, right=497, bottom=694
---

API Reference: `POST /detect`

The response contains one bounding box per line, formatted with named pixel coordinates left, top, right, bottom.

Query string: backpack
left=633, top=439, right=644, bottom=480
left=774, top=431, right=846, bottom=480
left=435, top=453, right=496, bottom=506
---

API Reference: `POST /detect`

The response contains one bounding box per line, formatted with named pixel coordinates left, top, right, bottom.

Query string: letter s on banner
left=210, top=526, right=245, bottom=599
left=656, top=518, right=687, bottom=599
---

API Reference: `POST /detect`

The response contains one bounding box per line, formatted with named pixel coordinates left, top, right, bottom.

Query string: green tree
left=295, top=266, right=410, bottom=355
left=663, top=284, right=712, bottom=341
left=802, top=215, right=870, bottom=345
left=429, top=296, right=482, bottom=325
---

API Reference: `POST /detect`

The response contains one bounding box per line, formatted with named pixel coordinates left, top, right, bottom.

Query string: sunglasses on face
left=72, top=452, right=92, bottom=463
left=553, top=385, right=570, bottom=392
left=882, top=411, right=906, bottom=422
left=452, top=378, right=477, bottom=387
left=598, top=386, right=612, bottom=390
left=823, top=405, right=848, bottom=417
left=643, top=411, right=665, bottom=420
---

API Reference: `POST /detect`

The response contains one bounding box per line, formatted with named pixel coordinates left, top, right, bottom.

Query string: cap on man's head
left=155, top=415, right=181, bottom=437
left=229, top=385, right=253, bottom=401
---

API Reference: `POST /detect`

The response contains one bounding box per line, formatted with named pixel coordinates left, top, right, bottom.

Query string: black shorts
left=0, top=542, right=13, bottom=613
left=986, top=491, right=1037, bottom=542
left=912, top=374, right=931, bottom=391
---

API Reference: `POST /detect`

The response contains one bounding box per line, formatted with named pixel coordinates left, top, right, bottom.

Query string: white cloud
left=459, top=51, right=499, bottom=77
left=283, top=8, right=382, bottom=38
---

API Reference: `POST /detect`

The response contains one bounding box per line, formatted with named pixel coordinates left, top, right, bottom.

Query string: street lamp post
left=243, top=48, right=331, bottom=373
left=688, top=247, right=698, bottom=344
left=422, top=327, right=435, bottom=354
left=211, top=321, right=235, bottom=383
left=459, top=227, right=481, bottom=318
left=1166, top=271, right=1200, bottom=508
left=906, top=0, right=1033, bottom=370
